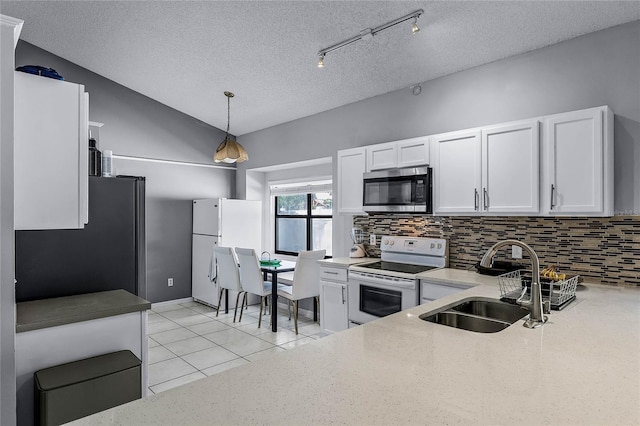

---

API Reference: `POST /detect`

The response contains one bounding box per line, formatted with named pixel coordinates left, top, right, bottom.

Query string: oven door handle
left=350, top=276, right=416, bottom=289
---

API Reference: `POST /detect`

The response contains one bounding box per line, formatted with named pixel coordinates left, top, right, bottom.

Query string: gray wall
left=237, top=20, right=640, bottom=216
left=15, top=41, right=235, bottom=303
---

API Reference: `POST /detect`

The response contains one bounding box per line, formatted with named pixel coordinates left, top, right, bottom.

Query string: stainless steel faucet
left=480, top=239, right=548, bottom=328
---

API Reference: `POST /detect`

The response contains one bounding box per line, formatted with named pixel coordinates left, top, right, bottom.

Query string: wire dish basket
left=498, top=270, right=579, bottom=310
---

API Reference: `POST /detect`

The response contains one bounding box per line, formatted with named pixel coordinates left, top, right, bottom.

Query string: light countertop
left=318, top=257, right=377, bottom=268
left=72, top=270, right=640, bottom=425
left=16, top=290, right=151, bottom=333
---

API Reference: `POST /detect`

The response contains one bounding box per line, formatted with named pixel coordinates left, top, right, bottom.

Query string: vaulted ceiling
left=2, top=1, right=638, bottom=135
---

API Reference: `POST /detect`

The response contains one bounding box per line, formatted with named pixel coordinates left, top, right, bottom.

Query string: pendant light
left=214, top=91, right=248, bottom=163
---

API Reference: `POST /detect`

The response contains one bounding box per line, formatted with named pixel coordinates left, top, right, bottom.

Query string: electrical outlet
left=369, top=234, right=376, bottom=245
left=168, top=278, right=174, bottom=287
left=511, top=245, right=523, bottom=259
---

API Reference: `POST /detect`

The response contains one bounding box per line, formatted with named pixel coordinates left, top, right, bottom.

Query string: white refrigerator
left=192, top=198, right=262, bottom=307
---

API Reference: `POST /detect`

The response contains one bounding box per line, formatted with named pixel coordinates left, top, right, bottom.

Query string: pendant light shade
left=214, top=91, right=248, bottom=163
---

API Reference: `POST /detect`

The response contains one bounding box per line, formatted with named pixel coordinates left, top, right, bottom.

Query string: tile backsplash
left=353, top=215, right=640, bottom=286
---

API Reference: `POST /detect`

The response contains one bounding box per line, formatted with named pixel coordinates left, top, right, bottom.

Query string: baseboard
left=151, top=297, right=193, bottom=309
left=275, top=300, right=317, bottom=321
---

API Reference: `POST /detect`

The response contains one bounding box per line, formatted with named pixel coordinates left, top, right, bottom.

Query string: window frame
left=274, top=193, right=332, bottom=257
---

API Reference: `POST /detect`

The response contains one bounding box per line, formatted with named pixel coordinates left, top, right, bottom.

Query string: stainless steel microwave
left=362, top=167, right=433, bottom=213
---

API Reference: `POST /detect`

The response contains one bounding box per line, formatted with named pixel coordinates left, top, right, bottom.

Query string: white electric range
left=348, top=236, right=448, bottom=325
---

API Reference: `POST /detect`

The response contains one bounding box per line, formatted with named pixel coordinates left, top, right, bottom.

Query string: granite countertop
left=17, top=290, right=151, bottom=333
left=318, top=257, right=378, bottom=268
left=72, top=270, right=640, bottom=425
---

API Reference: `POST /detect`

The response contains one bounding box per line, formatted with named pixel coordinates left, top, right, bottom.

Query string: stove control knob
left=437, top=243, right=442, bottom=249
left=389, top=240, right=394, bottom=246
left=430, top=243, right=435, bottom=249
left=383, top=239, right=389, bottom=245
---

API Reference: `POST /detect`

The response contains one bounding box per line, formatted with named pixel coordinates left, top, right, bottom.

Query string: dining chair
left=213, top=246, right=244, bottom=323
left=235, top=247, right=287, bottom=328
left=277, top=249, right=326, bottom=334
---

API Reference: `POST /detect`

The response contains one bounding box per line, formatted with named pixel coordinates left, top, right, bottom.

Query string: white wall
left=237, top=21, right=640, bottom=219
left=0, top=14, right=23, bottom=426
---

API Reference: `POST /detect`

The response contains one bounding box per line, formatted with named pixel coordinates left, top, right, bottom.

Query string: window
left=275, top=192, right=332, bottom=257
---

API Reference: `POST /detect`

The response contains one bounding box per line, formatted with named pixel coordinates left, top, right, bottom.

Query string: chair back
left=213, top=246, right=242, bottom=292
left=292, top=250, right=326, bottom=299
left=235, top=248, right=267, bottom=296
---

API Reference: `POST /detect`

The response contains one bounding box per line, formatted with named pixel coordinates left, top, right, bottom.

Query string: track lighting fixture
left=411, top=17, right=420, bottom=34
left=316, top=9, right=423, bottom=67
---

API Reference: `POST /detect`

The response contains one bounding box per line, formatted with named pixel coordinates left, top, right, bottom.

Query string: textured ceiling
left=2, top=1, right=639, bottom=135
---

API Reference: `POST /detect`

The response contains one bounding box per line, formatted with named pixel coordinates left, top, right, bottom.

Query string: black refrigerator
left=15, top=176, right=146, bottom=302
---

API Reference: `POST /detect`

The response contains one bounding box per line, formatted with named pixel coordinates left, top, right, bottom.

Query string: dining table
left=260, top=260, right=296, bottom=332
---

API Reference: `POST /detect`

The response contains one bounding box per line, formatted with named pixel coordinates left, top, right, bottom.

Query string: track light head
left=411, top=17, right=420, bottom=34
left=317, top=54, right=325, bottom=68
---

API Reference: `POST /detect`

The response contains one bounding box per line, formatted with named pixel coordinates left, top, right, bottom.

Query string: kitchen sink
left=419, top=298, right=529, bottom=333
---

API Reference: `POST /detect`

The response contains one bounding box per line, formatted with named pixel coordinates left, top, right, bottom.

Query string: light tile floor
left=147, top=301, right=328, bottom=394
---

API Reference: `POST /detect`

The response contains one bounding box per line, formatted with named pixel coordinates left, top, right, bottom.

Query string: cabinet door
left=543, top=107, right=611, bottom=215
left=431, top=130, right=482, bottom=214
left=320, top=280, right=348, bottom=333
left=14, top=72, right=89, bottom=229
left=337, top=147, right=366, bottom=214
left=397, top=136, right=430, bottom=168
left=481, top=120, right=539, bottom=213
left=367, top=142, right=397, bottom=171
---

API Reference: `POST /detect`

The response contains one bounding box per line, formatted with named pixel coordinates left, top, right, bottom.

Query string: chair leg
left=216, top=288, right=225, bottom=317
left=258, top=296, right=265, bottom=328
left=293, top=300, right=299, bottom=334
left=288, top=300, right=291, bottom=320
left=238, top=292, right=248, bottom=322
left=232, top=292, right=242, bottom=323
left=315, top=296, right=320, bottom=324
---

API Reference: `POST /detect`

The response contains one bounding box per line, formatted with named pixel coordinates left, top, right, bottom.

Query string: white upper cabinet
left=366, top=142, right=397, bottom=171
left=14, top=72, right=89, bottom=230
left=396, top=136, right=430, bottom=168
left=431, top=130, right=482, bottom=214
left=367, top=136, right=430, bottom=171
left=431, top=119, right=539, bottom=215
left=337, top=147, right=366, bottom=214
left=542, top=106, right=613, bottom=216
left=481, top=120, right=540, bottom=214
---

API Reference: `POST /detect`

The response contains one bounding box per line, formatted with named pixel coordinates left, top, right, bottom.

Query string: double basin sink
left=419, top=298, right=529, bottom=333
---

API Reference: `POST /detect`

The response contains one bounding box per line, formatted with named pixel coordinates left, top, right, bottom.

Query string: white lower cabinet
left=14, top=71, right=89, bottom=229
left=320, top=266, right=349, bottom=333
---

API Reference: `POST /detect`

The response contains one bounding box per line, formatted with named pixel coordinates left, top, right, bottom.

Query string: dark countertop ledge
left=16, top=290, right=151, bottom=333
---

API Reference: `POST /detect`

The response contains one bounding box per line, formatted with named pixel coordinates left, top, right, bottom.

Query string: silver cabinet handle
left=341, top=286, right=345, bottom=304
left=483, top=188, right=489, bottom=210
left=550, top=184, right=555, bottom=210
left=325, top=271, right=338, bottom=275
left=474, top=188, right=479, bottom=211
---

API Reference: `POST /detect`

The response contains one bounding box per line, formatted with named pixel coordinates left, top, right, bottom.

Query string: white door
left=544, top=108, right=606, bottom=214
left=337, top=147, right=366, bottom=214
left=397, top=137, right=430, bottom=168
left=481, top=120, right=539, bottom=213
left=431, top=130, right=482, bottom=214
left=193, top=199, right=220, bottom=236
left=367, top=142, right=397, bottom=171
left=320, top=280, right=348, bottom=333
left=191, top=234, right=219, bottom=306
